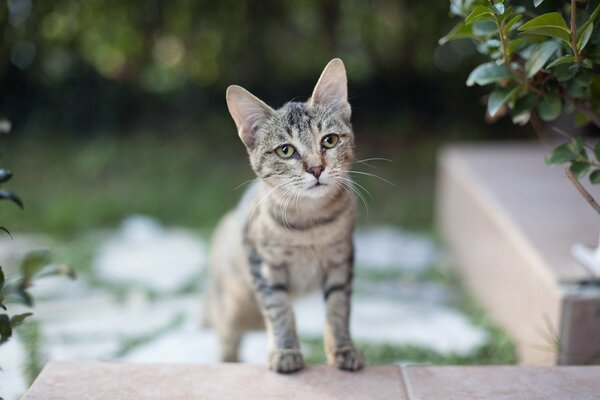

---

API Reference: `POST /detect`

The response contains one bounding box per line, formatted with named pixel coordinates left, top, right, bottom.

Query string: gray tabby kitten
left=204, top=59, right=364, bottom=373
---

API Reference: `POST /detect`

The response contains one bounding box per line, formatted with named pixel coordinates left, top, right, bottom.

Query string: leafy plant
left=441, top=0, right=600, bottom=214
left=0, top=119, right=75, bottom=346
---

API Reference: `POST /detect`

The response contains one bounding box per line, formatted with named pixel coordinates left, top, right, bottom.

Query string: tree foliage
left=441, top=0, right=600, bottom=209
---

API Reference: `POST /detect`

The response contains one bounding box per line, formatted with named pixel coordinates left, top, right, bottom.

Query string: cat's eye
left=321, top=134, right=339, bottom=149
left=276, top=144, right=296, bottom=158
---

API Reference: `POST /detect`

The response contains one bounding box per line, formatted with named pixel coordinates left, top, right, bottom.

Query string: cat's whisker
left=235, top=178, right=258, bottom=190
left=278, top=185, right=297, bottom=231
left=248, top=181, right=290, bottom=223
left=347, top=170, right=396, bottom=187
left=272, top=182, right=296, bottom=231
left=354, top=157, right=393, bottom=164
left=338, top=176, right=373, bottom=200
left=353, top=158, right=393, bottom=169
left=336, top=177, right=370, bottom=216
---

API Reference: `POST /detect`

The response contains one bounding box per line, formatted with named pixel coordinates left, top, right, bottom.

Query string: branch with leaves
left=441, top=0, right=600, bottom=213
left=0, top=119, right=75, bottom=346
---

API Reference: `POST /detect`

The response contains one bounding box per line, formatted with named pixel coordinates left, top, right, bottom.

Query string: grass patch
left=113, top=313, right=186, bottom=358
left=1, top=133, right=437, bottom=237
left=301, top=327, right=516, bottom=366
left=16, top=320, right=45, bottom=385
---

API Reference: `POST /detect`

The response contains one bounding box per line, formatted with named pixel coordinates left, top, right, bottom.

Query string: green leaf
left=590, top=169, right=600, bottom=184
left=547, top=55, right=577, bottom=68
left=439, top=21, right=476, bottom=45
left=545, top=143, right=576, bottom=164
left=487, top=86, right=521, bottom=117
left=472, top=21, right=498, bottom=36
left=518, top=12, right=572, bottom=45
left=594, top=143, right=600, bottom=161
left=525, top=41, right=560, bottom=78
left=0, top=169, right=12, bottom=184
left=507, top=38, right=527, bottom=56
left=534, top=0, right=545, bottom=7
left=510, top=93, right=537, bottom=125
left=0, top=313, right=12, bottom=343
left=0, top=190, right=23, bottom=209
left=575, top=112, right=589, bottom=127
left=567, top=80, right=589, bottom=98
left=0, top=227, right=11, bottom=239
left=577, top=23, right=594, bottom=51
left=466, top=62, right=514, bottom=86
left=552, top=63, right=579, bottom=82
left=504, top=15, right=522, bottom=35
left=10, top=312, right=32, bottom=328
left=577, top=3, right=600, bottom=50
left=36, top=264, right=77, bottom=280
left=21, top=250, right=52, bottom=280
left=466, top=5, right=495, bottom=24
left=570, top=162, right=591, bottom=179
left=538, top=92, right=562, bottom=121
left=581, top=58, right=593, bottom=69
left=568, top=137, right=584, bottom=155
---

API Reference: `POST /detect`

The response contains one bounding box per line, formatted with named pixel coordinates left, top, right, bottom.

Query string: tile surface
left=23, top=361, right=407, bottom=400
left=404, top=366, right=600, bottom=400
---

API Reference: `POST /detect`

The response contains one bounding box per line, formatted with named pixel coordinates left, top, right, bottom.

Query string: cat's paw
left=329, top=346, right=365, bottom=371
left=268, top=349, right=304, bottom=373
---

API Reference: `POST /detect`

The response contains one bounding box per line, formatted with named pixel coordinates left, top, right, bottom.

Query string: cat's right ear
left=226, top=85, right=274, bottom=149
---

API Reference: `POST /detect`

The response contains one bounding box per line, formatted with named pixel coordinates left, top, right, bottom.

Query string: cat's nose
left=308, top=165, right=324, bottom=179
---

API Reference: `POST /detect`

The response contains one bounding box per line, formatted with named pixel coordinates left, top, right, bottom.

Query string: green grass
left=0, top=132, right=437, bottom=237
left=302, top=332, right=516, bottom=366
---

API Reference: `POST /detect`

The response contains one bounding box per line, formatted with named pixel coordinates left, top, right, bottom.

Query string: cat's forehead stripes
left=286, top=102, right=312, bottom=130
left=280, top=102, right=319, bottom=149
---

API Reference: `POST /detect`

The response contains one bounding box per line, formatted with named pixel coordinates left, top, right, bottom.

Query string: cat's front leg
left=323, top=260, right=364, bottom=371
left=248, top=251, right=303, bottom=373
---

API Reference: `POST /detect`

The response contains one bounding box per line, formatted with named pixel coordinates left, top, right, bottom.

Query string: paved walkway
left=1, top=217, right=499, bottom=399
left=24, top=362, right=600, bottom=399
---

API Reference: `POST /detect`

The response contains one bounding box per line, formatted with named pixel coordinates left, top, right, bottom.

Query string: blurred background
left=0, top=0, right=530, bottom=397
left=0, top=0, right=533, bottom=233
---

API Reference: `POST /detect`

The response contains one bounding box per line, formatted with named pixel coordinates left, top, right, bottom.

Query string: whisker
left=353, top=158, right=393, bottom=168
left=336, top=177, right=370, bottom=216
left=347, top=170, right=396, bottom=187
left=248, top=181, right=289, bottom=223
left=338, top=176, right=373, bottom=199
left=235, top=178, right=258, bottom=190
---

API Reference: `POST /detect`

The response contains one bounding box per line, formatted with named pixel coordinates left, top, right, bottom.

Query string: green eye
left=276, top=144, right=296, bottom=158
left=322, top=134, right=339, bottom=149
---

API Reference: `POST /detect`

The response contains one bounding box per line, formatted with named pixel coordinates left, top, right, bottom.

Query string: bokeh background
left=0, top=0, right=534, bottom=397
left=0, top=0, right=532, bottom=234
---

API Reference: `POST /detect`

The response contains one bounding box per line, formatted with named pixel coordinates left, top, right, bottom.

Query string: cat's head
left=226, top=58, right=354, bottom=199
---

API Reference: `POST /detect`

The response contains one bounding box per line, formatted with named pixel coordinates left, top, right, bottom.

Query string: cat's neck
left=260, top=180, right=354, bottom=223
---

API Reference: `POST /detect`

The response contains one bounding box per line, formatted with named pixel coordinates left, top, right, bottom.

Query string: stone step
left=437, top=142, right=600, bottom=365
left=23, top=361, right=600, bottom=399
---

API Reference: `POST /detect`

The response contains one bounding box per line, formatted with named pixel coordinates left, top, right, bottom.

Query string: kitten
left=203, top=59, right=364, bottom=373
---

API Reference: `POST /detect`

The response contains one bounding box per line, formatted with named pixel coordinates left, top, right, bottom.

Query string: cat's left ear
left=226, top=85, right=275, bottom=149
left=310, top=58, right=351, bottom=121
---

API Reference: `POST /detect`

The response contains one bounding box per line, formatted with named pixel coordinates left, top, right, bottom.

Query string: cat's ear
left=310, top=58, right=351, bottom=121
left=226, top=85, right=274, bottom=148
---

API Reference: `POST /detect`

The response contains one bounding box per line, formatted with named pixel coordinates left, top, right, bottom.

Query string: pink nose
left=308, top=165, right=324, bottom=179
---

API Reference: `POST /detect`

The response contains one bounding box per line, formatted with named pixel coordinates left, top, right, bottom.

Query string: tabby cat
left=203, top=59, right=364, bottom=373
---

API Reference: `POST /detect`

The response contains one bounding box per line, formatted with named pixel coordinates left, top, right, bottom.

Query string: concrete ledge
left=437, top=142, right=600, bottom=365
left=24, top=361, right=600, bottom=399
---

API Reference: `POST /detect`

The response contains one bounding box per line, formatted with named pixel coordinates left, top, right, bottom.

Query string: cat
left=203, top=59, right=364, bottom=373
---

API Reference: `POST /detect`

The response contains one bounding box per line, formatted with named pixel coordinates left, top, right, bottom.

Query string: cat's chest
left=256, top=240, right=352, bottom=296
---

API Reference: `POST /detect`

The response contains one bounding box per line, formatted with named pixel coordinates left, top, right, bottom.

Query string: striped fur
left=204, top=59, right=364, bottom=373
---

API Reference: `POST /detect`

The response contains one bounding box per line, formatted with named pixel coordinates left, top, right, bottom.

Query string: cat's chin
left=302, top=183, right=333, bottom=199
